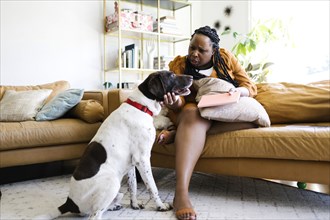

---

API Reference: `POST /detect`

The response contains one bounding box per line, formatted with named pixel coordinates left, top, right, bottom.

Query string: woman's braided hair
left=185, top=26, right=238, bottom=87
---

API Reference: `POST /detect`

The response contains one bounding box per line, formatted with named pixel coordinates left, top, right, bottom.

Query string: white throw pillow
left=0, top=89, right=52, bottom=121
left=200, top=97, right=271, bottom=127
left=195, top=78, right=271, bottom=127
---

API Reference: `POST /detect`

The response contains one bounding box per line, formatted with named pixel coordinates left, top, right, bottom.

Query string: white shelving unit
left=103, top=0, right=192, bottom=89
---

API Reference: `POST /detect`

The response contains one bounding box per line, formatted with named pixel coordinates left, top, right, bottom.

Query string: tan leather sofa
left=0, top=81, right=109, bottom=168
left=1, top=81, right=329, bottom=186
left=107, top=81, right=330, bottom=185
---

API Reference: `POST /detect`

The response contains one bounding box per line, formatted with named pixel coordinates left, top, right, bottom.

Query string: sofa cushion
left=152, top=123, right=330, bottom=162
left=256, top=80, right=330, bottom=124
left=207, top=121, right=258, bottom=135
left=36, top=89, right=84, bottom=121
left=66, top=100, right=104, bottom=123
left=0, top=89, right=52, bottom=122
left=0, top=119, right=101, bottom=151
left=0, top=80, right=70, bottom=103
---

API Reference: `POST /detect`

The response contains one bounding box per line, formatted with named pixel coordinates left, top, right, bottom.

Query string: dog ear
left=148, top=74, right=165, bottom=101
left=138, top=72, right=164, bottom=101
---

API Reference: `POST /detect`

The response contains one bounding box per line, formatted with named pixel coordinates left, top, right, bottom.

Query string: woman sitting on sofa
left=157, top=26, right=257, bottom=220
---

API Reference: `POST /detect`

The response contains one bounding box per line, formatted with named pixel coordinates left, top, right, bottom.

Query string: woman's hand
left=161, top=92, right=180, bottom=109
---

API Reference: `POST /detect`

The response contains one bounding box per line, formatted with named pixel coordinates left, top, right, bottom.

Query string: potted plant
left=222, top=19, right=291, bottom=83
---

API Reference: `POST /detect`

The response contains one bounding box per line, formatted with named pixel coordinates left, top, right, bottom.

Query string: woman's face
left=188, top=33, right=214, bottom=69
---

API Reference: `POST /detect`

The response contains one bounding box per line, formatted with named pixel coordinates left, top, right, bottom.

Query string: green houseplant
left=222, top=19, right=292, bottom=83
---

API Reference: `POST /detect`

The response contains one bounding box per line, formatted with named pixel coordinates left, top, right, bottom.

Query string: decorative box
left=105, top=7, right=153, bottom=32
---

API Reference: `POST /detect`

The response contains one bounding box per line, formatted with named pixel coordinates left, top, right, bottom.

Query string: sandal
left=175, top=208, right=197, bottom=220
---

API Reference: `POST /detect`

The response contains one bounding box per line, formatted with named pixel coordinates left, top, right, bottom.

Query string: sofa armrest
left=107, top=89, right=135, bottom=117
left=107, top=89, right=121, bottom=117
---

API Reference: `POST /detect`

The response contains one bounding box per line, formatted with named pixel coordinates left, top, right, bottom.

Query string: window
left=251, top=1, right=329, bottom=83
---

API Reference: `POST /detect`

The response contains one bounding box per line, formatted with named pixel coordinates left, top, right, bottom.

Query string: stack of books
left=154, top=56, right=174, bottom=70
left=121, top=44, right=140, bottom=69
left=153, top=16, right=181, bottom=35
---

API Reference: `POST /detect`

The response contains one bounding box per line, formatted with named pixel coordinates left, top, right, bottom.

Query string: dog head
left=138, top=70, right=193, bottom=101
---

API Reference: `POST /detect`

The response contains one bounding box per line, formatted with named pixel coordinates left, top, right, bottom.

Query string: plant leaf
left=245, top=63, right=253, bottom=71
left=249, top=40, right=257, bottom=51
left=237, top=43, right=247, bottom=55
left=252, top=64, right=261, bottom=70
left=221, top=30, right=231, bottom=35
left=262, top=62, right=274, bottom=70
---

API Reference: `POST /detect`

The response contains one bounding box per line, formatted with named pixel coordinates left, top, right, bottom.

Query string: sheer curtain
left=250, top=1, right=329, bottom=83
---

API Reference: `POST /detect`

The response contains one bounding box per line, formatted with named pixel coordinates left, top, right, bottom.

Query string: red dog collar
left=125, top=99, right=153, bottom=116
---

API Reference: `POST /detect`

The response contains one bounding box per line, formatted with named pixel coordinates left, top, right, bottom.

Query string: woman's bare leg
left=174, top=103, right=212, bottom=219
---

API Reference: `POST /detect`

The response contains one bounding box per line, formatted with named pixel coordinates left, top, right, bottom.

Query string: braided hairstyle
left=185, top=26, right=238, bottom=87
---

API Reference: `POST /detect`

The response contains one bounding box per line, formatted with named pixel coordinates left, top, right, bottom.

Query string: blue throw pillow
left=36, top=88, right=84, bottom=121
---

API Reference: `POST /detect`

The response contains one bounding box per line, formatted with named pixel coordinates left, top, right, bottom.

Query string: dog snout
left=179, top=75, right=193, bottom=86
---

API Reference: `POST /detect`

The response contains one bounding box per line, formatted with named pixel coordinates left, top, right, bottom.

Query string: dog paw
left=108, top=204, right=123, bottom=211
left=131, top=201, right=145, bottom=210
left=157, top=202, right=173, bottom=211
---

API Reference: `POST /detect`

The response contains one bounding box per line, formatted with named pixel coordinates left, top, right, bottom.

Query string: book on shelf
left=122, top=44, right=140, bottom=68
left=153, top=16, right=181, bottom=35
left=161, top=27, right=182, bottom=35
left=157, top=15, right=176, bottom=23
left=153, top=26, right=181, bottom=34
left=153, top=56, right=174, bottom=69
left=122, top=49, right=127, bottom=68
left=157, top=22, right=177, bottom=28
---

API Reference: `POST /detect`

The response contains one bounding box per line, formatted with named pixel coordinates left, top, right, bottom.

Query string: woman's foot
left=156, top=128, right=176, bottom=145
left=173, top=195, right=196, bottom=220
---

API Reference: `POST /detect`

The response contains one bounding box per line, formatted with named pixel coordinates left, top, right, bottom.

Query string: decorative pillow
left=36, top=89, right=84, bottom=121
left=200, top=97, right=271, bottom=127
left=0, top=80, right=70, bottom=103
left=195, top=77, right=271, bottom=127
left=66, top=100, right=104, bottom=123
left=256, top=81, right=330, bottom=124
left=194, top=78, right=235, bottom=102
left=0, top=89, right=52, bottom=121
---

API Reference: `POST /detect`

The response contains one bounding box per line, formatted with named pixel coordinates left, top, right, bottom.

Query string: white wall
left=1, top=0, right=104, bottom=90
left=198, top=1, right=250, bottom=49
left=175, top=1, right=249, bottom=56
left=1, top=1, right=249, bottom=89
